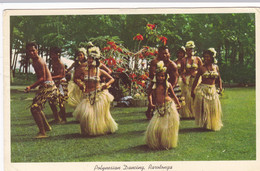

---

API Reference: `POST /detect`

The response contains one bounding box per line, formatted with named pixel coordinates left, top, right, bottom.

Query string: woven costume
left=145, top=100, right=180, bottom=150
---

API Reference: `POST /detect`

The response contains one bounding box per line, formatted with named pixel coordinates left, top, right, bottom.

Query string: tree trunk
left=238, top=41, right=244, bottom=65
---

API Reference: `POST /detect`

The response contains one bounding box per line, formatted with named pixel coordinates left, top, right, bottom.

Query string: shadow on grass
left=179, top=127, right=213, bottom=134
left=117, top=118, right=148, bottom=125
left=180, top=118, right=195, bottom=121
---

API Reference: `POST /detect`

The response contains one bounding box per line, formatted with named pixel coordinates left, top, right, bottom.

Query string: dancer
left=174, top=46, right=188, bottom=118
left=180, top=41, right=202, bottom=118
left=191, top=48, right=223, bottom=131
left=50, top=47, right=68, bottom=123
left=67, top=47, right=87, bottom=107
left=73, top=46, right=118, bottom=135
left=146, top=46, right=178, bottom=120
left=145, top=61, right=181, bottom=150
left=24, top=42, right=58, bottom=138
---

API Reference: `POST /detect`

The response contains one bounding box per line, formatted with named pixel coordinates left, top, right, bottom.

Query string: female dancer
left=145, top=61, right=181, bottom=150
left=73, top=46, right=118, bottom=136
left=67, top=48, right=87, bottom=107
left=180, top=41, right=202, bottom=118
left=67, top=46, right=112, bottom=107
left=174, top=46, right=187, bottom=118
left=191, top=48, right=223, bottom=131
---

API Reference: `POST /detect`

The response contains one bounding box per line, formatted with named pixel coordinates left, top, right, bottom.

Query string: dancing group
left=24, top=40, right=223, bottom=150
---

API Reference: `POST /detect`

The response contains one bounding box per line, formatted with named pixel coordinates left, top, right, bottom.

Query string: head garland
left=208, top=47, right=217, bottom=58
left=77, top=47, right=87, bottom=56
left=87, top=46, right=101, bottom=59
left=156, top=61, right=167, bottom=73
left=185, top=40, right=195, bottom=49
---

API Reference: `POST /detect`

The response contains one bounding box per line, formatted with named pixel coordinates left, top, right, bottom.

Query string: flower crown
left=156, top=61, right=167, bottom=73
left=208, top=47, right=217, bottom=58
left=185, top=40, right=195, bottom=49
left=181, top=46, right=186, bottom=52
left=78, top=47, right=87, bottom=56
left=88, top=46, right=101, bottom=59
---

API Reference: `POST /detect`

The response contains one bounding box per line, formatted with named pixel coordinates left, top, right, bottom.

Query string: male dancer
left=25, top=42, right=58, bottom=138
left=49, top=47, right=68, bottom=123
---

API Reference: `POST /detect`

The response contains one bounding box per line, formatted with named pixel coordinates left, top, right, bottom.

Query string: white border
left=2, top=4, right=260, bottom=171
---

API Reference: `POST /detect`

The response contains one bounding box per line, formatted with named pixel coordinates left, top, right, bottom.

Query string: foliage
left=10, top=13, right=255, bottom=85
left=10, top=87, right=255, bottom=162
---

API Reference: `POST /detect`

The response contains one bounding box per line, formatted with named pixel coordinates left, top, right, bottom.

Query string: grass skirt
left=180, top=75, right=196, bottom=118
left=73, top=89, right=118, bottom=135
left=194, top=84, right=223, bottom=131
left=67, top=81, right=84, bottom=107
left=176, top=77, right=188, bottom=118
left=145, top=100, right=180, bottom=150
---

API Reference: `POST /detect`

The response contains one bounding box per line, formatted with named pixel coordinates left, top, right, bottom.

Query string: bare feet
left=45, top=125, right=52, bottom=131
left=35, top=132, right=48, bottom=139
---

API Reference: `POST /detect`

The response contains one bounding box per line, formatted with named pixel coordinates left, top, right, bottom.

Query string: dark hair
left=156, top=70, right=168, bottom=88
left=177, top=47, right=185, bottom=54
left=50, top=47, right=61, bottom=55
left=203, top=50, right=214, bottom=63
left=95, top=58, right=100, bottom=68
left=158, top=46, right=169, bottom=53
left=26, top=42, right=38, bottom=50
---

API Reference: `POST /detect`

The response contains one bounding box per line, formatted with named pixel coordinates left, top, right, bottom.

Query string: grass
left=10, top=86, right=256, bottom=162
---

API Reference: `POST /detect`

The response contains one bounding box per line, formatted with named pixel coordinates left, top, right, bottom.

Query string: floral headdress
left=203, top=47, right=218, bottom=64
left=78, top=47, right=87, bottom=56
left=152, top=61, right=170, bottom=89
left=88, top=46, right=101, bottom=59
left=156, top=61, right=167, bottom=73
left=208, top=47, right=217, bottom=58
left=185, top=40, right=195, bottom=49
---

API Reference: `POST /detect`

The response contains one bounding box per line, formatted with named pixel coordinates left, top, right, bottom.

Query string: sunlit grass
left=10, top=87, right=256, bottom=162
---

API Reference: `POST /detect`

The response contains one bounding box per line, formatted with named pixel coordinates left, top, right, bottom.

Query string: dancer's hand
left=149, top=103, right=155, bottom=109
left=177, top=102, right=182, bottom=109
left=101, top=84, right=108, bottom=90
left=24, top=86, right=30, bottom=93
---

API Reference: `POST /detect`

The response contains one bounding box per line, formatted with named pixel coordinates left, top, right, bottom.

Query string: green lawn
left=10, top=87, right=256, bottom=162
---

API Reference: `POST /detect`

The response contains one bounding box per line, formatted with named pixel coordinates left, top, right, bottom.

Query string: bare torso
left=32, top=57, right=53, bottom=83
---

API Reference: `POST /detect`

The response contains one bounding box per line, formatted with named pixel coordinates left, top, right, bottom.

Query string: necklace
left=154, top=84, right=167, bottom=117
left=87, top=66, right=97, bottom=105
